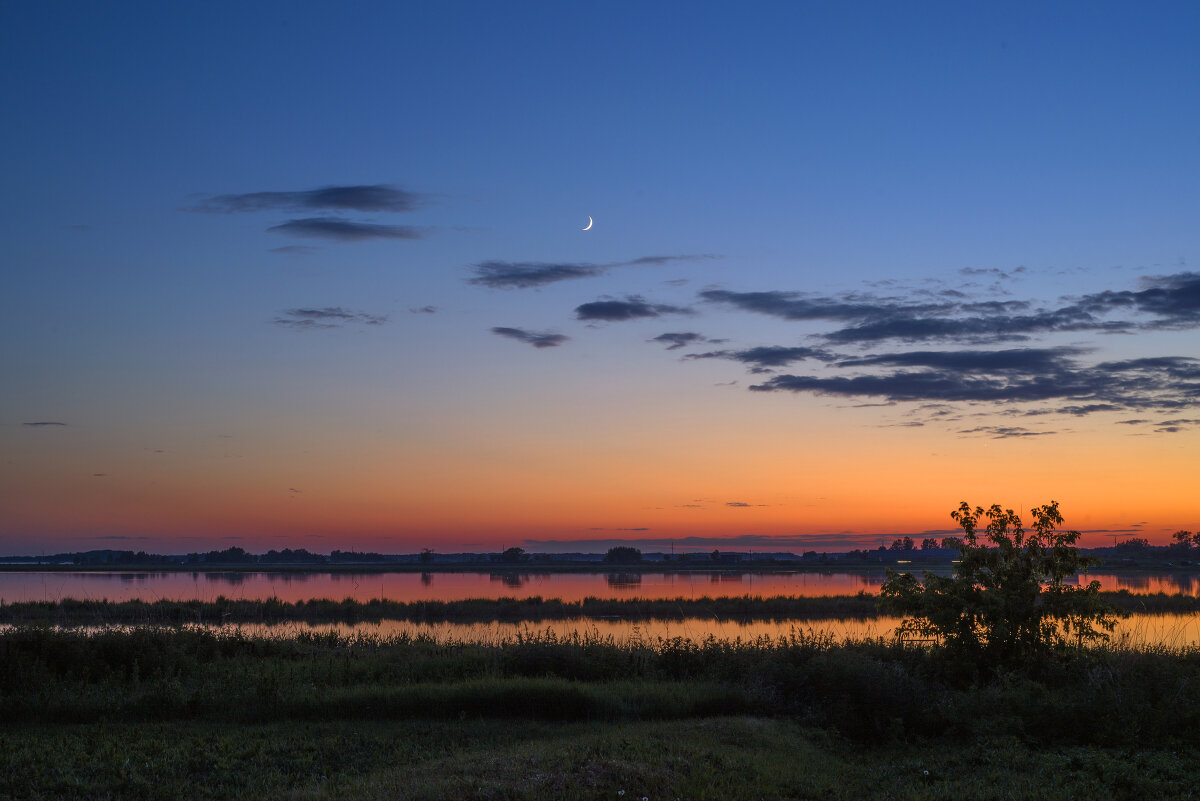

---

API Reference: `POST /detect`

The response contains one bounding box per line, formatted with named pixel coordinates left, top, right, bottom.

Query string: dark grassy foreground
left=6, top=717, right=1197, bottom=801
left=1, top=588, right=1194, bottom=626
left=4, top=626, right=1200, bottom=799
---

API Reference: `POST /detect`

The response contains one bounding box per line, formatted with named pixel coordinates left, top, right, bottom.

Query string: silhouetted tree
left=890, top=537, right=915, bottom=551
left=500, top=546, right=528, bottom=563
left=1114, top=537, right=1150, bottom=554
left=1170, top=530, right=1196, bottom=552
left=263, top=548, right=324, bottom=563
left=419, top=547, right=435, bottom=564
left=880, top=501, right=1120, bottom=666
left=940, top=536, right=963, bottom=549
left=710, top=549, right=721, bottom=561
left=603, top=546, right=642, bottom=564
left=921, top=538, right=940, bottom=550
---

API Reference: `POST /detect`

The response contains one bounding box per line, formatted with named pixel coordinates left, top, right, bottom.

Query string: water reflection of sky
left=3, top=570, right=1200, bottom=604
left=190, top=613, right=1200, bottom=651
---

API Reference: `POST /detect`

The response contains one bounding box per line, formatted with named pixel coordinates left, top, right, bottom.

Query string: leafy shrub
left=880, top=501, right=1121, bottom=667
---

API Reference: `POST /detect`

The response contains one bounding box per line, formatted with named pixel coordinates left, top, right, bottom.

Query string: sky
left=2, top=1, right=1198, bottom=555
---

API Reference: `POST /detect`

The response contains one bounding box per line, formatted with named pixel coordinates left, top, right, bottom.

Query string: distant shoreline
left=0, top=560, right=1193, bottom=574
left=0, top=561, right=897, bottom=575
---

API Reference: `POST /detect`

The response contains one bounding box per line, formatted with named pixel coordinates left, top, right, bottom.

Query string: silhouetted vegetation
left=3, top=625, right=1200, bottom=751
left=0, top=593, right=885, bottom=626
left=2, top=590, right=1194, bottom=627
left=603, top=546, right=642, bottom=564
left=500, top=547, right=529, bottom=563
left=881, top=502, right=1120, bottom=667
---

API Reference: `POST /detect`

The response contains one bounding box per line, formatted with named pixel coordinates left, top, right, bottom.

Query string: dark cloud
left=575, top=296, right=692, bottom=322
left=270, top=245, right=318, bottom=255
left=959, top=266, right=1028, bottom=279
left=686, top=345, right=833, bottom=370
left=1152, top=417, right=1200, bottom=433
left=627, top=254, right=720, bottom=267
left=835, top=348, right=1086, bottom=373
left=471, top=261, right=606, bottom=289
left=822, top=309, right=1117, bottom=345
left=957, top=426, right=1056, bottom=439
left=1054, top=404, right=1124, bottom=416
left=470, top=254, right=717, bottom=289
left=702, top=272, right=1200, bottom=346
left=725, top=501, right=752, bottom=507
left=1074, top=271, right=1200, bottom=328
left=649, top=332, right=708, bottom=350
left=273, top=307, right=388, bottom=329
left=691, top=272, right=1200, bottom=426
left=748, top=348, right=1200, bottom=414
left=409, top=305, right=438, bottom=314
left=191, top=184, right=424, bottom=213
left=23, top=421, right=67, bottom=427
left=267, top=218, right=425, bottom=242
left=700, top=289, right=910, bottom=323
left=491, top=327, right=569, bottom=348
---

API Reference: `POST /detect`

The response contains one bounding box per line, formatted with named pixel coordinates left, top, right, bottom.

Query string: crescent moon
left=582, top=216, right=593, bottom=231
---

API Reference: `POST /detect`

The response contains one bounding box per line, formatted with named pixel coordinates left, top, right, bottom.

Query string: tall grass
left=4, top=624, right=1200, bottom=746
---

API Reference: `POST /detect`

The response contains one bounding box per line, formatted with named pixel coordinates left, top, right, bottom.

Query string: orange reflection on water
left=0, top=569, right=893, bottom=603
left=215, top=612, right=1200, bottom=651
left=3, top=569, right=1200, bottom=604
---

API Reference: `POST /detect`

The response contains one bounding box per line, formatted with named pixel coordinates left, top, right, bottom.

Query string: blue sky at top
left=2, top=2, right=1198, bottom=551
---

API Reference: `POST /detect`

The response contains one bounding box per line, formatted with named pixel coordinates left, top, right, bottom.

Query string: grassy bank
left=1, top=589, right=1196, bottom=626
left=5, top=717, right=1197, bottom=800
left=5, top=625, right=1200, bottom=745
left=4, top=625, right=1200, bottom=798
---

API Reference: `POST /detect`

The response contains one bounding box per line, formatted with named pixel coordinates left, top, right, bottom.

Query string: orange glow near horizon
left=4, top=399, right=1195, bottom=554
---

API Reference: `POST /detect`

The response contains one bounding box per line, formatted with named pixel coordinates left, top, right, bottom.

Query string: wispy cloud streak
left=190, top=185, right=424, bottom=213
left=267, top=218, right=425, bottom=242
left=273, top=307, right=388, bottom=329
left=575, top=296, right=692, bottom=322
left=491, top=327, right=569, bottom=348
left=469, top=254, right=719, bottom=289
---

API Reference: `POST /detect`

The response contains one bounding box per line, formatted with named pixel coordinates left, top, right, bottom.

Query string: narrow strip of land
left=0, top=589, right=1193, bottom=625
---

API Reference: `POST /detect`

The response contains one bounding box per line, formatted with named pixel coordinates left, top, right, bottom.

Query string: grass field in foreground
left=6, top=624, right=1200, bottom=799
left=3, top=717, right=1198, bottom=801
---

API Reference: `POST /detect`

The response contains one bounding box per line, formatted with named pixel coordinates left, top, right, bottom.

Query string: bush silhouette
left=880, top=501, right=1120, bottom=666
left=603, top=546, right=642, bottom=564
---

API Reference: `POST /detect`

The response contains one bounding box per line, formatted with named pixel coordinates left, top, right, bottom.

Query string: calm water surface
left=196, top=612, right=1200, bottom=651
left=3, top=569, right=1200, bottom=603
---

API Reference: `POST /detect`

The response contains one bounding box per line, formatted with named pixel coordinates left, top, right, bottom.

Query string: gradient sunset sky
left=3, top=2, right=1198, bottom=554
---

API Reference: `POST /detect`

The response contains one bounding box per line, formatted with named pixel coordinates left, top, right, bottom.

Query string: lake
left=3, top=568, right=1200, bottom=604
